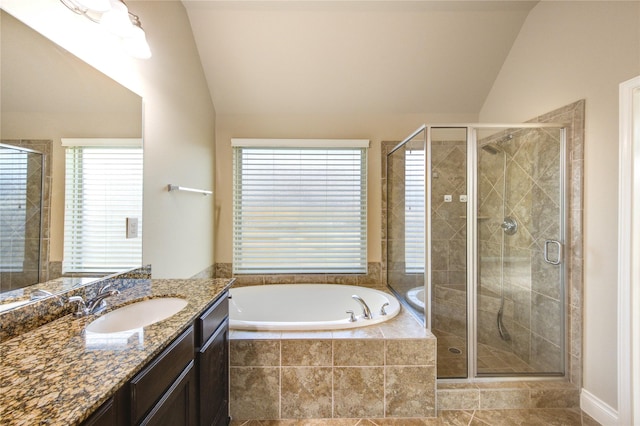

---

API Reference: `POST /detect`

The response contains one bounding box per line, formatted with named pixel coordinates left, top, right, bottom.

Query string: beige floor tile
left=471, top=408, right=584, bottom=425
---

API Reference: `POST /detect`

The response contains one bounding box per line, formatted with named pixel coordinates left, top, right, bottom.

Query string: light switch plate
left=126, top=217, right=139, bottom=239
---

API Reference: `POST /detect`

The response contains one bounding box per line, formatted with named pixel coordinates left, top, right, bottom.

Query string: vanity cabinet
left=81, top=290, right=229, bottom=426
left=130, top=326, right=196, bottom=425
left=83, top=397, right=117, bottom=426
left=196, top=292, right=229, bottom=426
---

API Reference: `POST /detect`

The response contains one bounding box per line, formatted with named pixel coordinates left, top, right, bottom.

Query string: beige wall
left=479, top=0, right=640, bottom=411
left=1, top=10, right=143, bottom=263
left=3, top=0, right=217, bottom=278
left=214, top=112, right=477, bottom=266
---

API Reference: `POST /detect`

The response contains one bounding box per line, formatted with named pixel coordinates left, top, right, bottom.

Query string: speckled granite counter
left=0, top=278, right=234, bottom=426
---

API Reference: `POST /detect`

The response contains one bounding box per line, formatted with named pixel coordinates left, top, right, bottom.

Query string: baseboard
left=581, top=388, right=618, bottom=426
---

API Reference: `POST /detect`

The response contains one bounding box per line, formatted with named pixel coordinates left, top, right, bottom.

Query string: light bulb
left=124, top=25, right=152, bottom=59
left=100, top=0, right=134, bottom=37
left=75, top=0, right=112, bottom=13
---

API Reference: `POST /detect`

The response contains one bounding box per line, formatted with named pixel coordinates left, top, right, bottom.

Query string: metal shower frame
left=388, top=122, right=568, bottom=381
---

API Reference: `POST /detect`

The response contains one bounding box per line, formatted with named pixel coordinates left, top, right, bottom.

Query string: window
left=405, top=149, right=425, bottom=273
left=232, top=139, right=368, bottom=274
left=63, top=139, right=143, bottom=274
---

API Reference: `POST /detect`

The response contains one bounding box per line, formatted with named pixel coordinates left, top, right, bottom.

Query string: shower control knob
left=501, top=217, right=518, bottom=235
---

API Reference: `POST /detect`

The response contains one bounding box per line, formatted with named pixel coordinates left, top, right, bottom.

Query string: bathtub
left=229, top=284, right=400, bottom=331
left=406, top=286, right=426, bottom=312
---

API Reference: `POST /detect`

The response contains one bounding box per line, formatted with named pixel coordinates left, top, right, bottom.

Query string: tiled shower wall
left=384, top=138, right=468, bottom=338
left=0, top=140, right=53, bottom=292
left=477, top=127, right=564, bottom=373
left=430, top=140, right=467, bottom=338
left=534, top=100, right=585, bottom=386
left=379, top=99, right=585, bottom=384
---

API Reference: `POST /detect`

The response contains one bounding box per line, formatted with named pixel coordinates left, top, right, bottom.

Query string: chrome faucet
left=68, top=285, right=120, bottom=317
left=351, top=295, right=372, bottom=320
left=30, top=289, right=66, bottom=306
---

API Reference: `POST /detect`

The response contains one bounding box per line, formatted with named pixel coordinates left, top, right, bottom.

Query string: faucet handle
left=98, top=283, right=113, bottom=294
left=346, top=310, right=357, bottom=322
left=68, top=296, right=88, bottom=317
left=380, top=302, right=390, bottom=316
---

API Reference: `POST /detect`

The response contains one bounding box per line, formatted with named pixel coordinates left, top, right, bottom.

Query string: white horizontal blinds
left=405, top=149, right=426, bottom=273
left=233, top=143, right=367, bottom=274
left=63, top=146, right=143, bottom=274
left=0, top=147, right=28, bottom=271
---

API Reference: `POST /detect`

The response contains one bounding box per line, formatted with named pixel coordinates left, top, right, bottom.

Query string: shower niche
left=386, top=124, right=567, bottom=380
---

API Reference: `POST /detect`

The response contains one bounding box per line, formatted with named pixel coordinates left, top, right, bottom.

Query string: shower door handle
left=543, top=240, right=563, bottom=265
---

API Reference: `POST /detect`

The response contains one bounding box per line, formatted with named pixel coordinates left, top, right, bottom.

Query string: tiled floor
left=230, top=408, right=601, bottom=425
left=433, top=328, right=541, bottom=378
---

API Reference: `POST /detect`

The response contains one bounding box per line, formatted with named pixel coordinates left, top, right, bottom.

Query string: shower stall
left=386, top=124, right=566, bottom=380
left=0, top=143, right=45, bottom=291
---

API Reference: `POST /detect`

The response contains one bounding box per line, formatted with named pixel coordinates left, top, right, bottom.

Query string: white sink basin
left=86, top=297, right=188, bottom=334
left=0, top=299, right=30, bottom=313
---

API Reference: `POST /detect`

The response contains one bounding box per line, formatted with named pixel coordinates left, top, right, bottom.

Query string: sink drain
left=448, top=347, right=462, bottom=354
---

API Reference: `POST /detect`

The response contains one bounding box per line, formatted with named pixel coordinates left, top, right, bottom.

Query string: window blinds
left=232, top=141, right=368, bottom=274
left=405, top=149, right=426, bottom=273
left=63, top=145, right=143, bottom=274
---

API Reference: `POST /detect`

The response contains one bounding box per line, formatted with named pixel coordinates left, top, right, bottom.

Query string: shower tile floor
left=230, top=408, right=600, bottom=425
left=433, top=328, right=536, bottom=378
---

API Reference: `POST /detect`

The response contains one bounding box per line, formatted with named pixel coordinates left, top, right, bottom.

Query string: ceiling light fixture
left=59, top=0, right=152, bottom=59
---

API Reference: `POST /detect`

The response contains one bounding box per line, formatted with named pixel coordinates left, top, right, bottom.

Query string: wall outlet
left=444, top=195, right=452, bottom=202
left=460, top=195, right=468, bottom=202
left=126, top=217, right=139, bottom=239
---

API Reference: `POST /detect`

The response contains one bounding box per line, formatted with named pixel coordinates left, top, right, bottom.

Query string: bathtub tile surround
left=214, top=262, right=382, bottom=288
left=229, top=308, right=437, bottom=420
left=282, top=366, right=333, bottom=418
left=229, top=308, right=582, bottom=422
left=334, top=367, right=385, bottom=417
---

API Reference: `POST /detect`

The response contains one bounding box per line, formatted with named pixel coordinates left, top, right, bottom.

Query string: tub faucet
left=351, top=295, right=372, bottom=320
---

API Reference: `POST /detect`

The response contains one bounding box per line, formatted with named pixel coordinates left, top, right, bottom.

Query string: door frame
left=618, top=75, right=640, bottom=425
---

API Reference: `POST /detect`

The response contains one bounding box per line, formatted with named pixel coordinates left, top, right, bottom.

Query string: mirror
left=0, top=10, right=143, bottom=300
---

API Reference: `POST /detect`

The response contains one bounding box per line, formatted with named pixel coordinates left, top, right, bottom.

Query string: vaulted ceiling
left=183, top=1, right=538, bottom=116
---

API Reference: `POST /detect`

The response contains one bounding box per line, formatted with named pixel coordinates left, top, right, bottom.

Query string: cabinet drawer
left=83, top=398, right=115, bottom=426
left=197, top=292, right=228, bottom=347
left=130, top=326, right=194, bottom=424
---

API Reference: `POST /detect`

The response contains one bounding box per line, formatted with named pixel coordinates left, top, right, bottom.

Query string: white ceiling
left=183, top=1, right=537, bottom=116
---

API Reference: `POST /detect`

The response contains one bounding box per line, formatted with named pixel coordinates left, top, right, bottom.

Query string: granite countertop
left=0, top=278, right=234, bottom=426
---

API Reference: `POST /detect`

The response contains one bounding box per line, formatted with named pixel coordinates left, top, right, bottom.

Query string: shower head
left=480, top=134, right=513, bottom=155
left=500, top=134, right=514, bottom=144
left=481, top=144, right=500, bottom=155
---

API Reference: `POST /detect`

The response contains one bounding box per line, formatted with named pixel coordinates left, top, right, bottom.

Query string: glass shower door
left=430, top=127, right=468, bottom=379
left=386, top=127, right=427, bottom=323
left=476, top=126, right=565, bottom=376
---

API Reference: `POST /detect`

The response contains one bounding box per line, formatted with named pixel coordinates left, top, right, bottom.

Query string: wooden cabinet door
left=139, top=360, right=197, bottom=426
left=198, top=319, right=229, bottom=426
